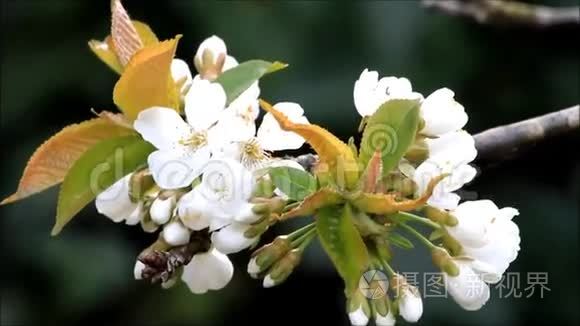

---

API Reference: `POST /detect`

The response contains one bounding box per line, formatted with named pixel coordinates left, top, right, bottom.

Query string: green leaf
left=359, top=99, right=421, bottom=176
left=215, top=60, right=287, bottom=105
left=388, top=232, right=415, bottom=249
left=269, top=166, right=317, bottom=201
left=52, top=135, right=155, bottom=235
left=316, top=204, right=370, bottom=296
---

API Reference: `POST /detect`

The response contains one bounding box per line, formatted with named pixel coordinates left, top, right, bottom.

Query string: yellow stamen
left=241, top=139, right=270, bottom=169
left=179, top=131, right=207, bottom=148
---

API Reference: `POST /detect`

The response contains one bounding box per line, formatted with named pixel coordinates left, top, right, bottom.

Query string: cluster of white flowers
left=95, top=58, right=520, bottom=322
left=96, top=35, right=310, bottom=293
left=351, top=69, right=521, bottom=324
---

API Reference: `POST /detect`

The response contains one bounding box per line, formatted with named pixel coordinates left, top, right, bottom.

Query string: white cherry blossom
left=349, top=306, right=370, bottom=326
left=95, top=174, right=143, bottom=225
left=419, top=88, right=468, bottom=137
left=181, top=247, right=234, bottom=294
left=353, top=69, right=422, bottom=117
left=444, top=258, right=493, bottom=311
left=458, top=202, right=521, bottom=279
left=413, top=131, right=477, bottom=210
left=149, top=195, right=175, bottom=225
left=171, top=59, right=193, bottom=95
left=162, top=221, right=191, bottom=246
left=134, top=77, right=242, bottom=189
left=397, top=285, right=423, bottom=323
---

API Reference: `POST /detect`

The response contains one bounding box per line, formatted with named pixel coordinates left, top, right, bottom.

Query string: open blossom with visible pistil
left=218, top=101, right=310, bottom=171
left=133, top=78, right=233, bottom=189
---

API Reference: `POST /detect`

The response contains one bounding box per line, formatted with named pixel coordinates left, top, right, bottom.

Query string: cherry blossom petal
left=184, top=77, right=227, bottom=131
left=171, top=58, right=193, bottom=94
left=420, top=88, right=468, bottom=137
left=95, top=174, right=139, bottom=223
left=134, top=107, right=192, bottom=150
left=181, top=248, right=234, bottom=294
left=257, top=102, right=309, bottom=151
left=178, top=188, right=211, bottom=231
left=211, top=222, right=256, bottom=254
left=444, top=260, right=490, bottom=311
left=148, top=146, right=211, bottom=189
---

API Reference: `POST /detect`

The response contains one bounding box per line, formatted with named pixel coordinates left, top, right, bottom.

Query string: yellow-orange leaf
left=88, top=37, right=124, bottom=74
left=349, top=174, right=446, bottom=215
left=89, top=21, right=158, bottom=74
left=279, top=187, right=343, bottom=220
left=111, top=0, right=143, bottom=66
left=113, top=36, right=182, bottom=121
left=1, top=117, right=135, bottom=205
left=259, top=100, right=360, bottom=189
left=133, top=20, right=158, bottom=46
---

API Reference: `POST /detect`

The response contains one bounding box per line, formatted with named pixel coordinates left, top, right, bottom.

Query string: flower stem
left=293, top=227, right=317, bottom=251
left=282, top=201, right=301, bottom=212
left=393, top=211, right=440, bottom=229
left=287, top=222, right=315, bottom=241
left=380, top=259, right=396, bottom=277
left=398, top=223, right=437, bottom=250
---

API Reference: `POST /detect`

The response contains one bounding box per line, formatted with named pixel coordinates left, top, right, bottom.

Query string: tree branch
left=421, top=0, right=580, bottom=28
left=290, top=105, right=579, bottom=170
left=473, top=105, right=578, bottom=161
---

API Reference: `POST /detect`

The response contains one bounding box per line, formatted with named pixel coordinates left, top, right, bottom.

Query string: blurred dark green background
left=1, top=1, right=578, bottom=325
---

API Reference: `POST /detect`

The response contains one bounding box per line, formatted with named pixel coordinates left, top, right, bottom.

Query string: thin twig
left=422, top=0, right=580, bottom=28
left=289, top=105, right=579, bottom=169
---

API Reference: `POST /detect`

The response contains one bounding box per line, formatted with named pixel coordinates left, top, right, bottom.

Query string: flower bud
left=244, top=216, right=273, bottom=239
left=391, top=274, right=423, bottom=323
left=442, top=233, right=462, bottom=257
left=171, top=58, right=193, bottom=94
left=124, top=203, right=145, bottom=225
left=162, top=221, right=191, bottom=246
left=178, top=188, right=210, bottom=231
left=423, top=206, right=457, bottom=226
left=248, top=236, right=292, bottom=276
left=347, top=291, right=371, bottom=326
left=194, top=35, right=227, bottom=81
left=372, top=296, right=396, bottom=326
left=431, top=247, right=459, bottom=276
left=150, top=195, right=176, bottom=225
left=253, top=177, right=275, bottom=198
left=262, top=249, right=301, bottom=288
